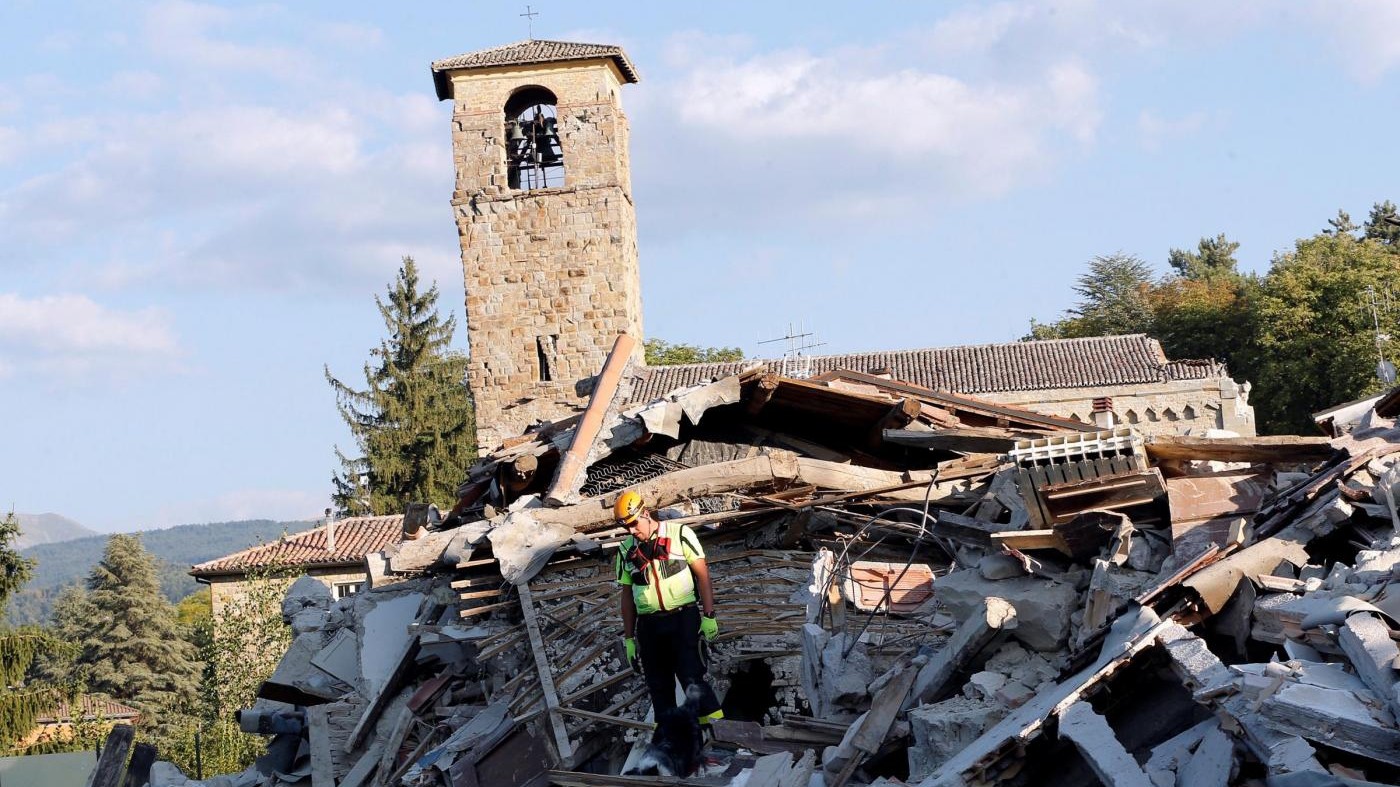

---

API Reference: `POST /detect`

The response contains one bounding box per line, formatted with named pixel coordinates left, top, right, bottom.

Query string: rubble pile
left=125, top=345, right=1400, bottom=787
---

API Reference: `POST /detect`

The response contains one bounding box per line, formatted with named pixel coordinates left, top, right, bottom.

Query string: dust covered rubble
left=132, top=368, right=1400, bottom=787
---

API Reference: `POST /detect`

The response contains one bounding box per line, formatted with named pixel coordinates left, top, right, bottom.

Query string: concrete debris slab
left=908, top=597, right=1017, bottom=708
left=1056, top=701, right=1154, bottom=787
left=1175, top=723, right=1235, bottom=787
left=489, top=511, right=575, bottom=584
left=935, top=570, right=1073, bottom=652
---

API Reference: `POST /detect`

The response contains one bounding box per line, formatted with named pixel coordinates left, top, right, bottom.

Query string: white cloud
left=0, top=292, right=181, bottom=381
left=142, top=0, right=313, bottom=77
left=1137, top=109, right=1210, bottom=151
left=632, top=34, right=1102, bottom=235
left=1307, top=0, right=1400, bottom=81
left=0, top=100, right=441, bottom=293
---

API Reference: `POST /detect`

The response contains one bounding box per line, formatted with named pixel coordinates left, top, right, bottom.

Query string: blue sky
left=3, top=1, right=1400, bottom=532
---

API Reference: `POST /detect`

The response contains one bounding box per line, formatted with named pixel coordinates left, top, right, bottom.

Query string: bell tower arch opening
left=505, top=86, right=564, bottom=190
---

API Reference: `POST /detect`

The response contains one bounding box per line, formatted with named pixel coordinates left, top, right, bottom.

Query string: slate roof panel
left=190, top=515, right=403, bottom=576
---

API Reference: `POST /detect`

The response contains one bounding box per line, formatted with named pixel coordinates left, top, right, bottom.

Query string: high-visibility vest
left=615, top=521, right=705, bottom=615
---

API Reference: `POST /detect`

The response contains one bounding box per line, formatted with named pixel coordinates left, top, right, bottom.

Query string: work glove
left=624, top=637, right=641, bottom=672
left=700, top=614, right=719, bottom=642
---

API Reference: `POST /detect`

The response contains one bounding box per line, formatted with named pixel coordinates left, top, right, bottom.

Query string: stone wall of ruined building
left=208, top=568, right=370, bottom=622
left=976, top=376, right=1256, bottom=436
left=445, top=61, right=642, bottom=451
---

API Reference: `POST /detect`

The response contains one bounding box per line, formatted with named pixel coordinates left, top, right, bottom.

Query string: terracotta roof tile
left=431, top=40, right=639, bottom=86
left=36, top=695, right=141, bottom=724
left=629, top=335, right=1228, bottom=403
left=190, top=515, right=403, bottom=576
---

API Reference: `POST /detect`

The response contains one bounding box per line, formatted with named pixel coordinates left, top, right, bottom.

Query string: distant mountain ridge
left=12, top=513, right=98, bottom=550
left=6, top=518, right=316, bottom=625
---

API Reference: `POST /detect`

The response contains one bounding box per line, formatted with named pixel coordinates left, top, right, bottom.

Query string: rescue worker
left=614, top=490, right=724, bottom=725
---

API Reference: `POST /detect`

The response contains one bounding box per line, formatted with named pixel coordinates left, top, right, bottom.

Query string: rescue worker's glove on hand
left=700, top=614, right=719, bottom=642
left=624, top=637, right=641, bottom=672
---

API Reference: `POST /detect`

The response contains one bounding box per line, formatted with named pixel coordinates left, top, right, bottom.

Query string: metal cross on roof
left=520, top=5, right=539, bottom=40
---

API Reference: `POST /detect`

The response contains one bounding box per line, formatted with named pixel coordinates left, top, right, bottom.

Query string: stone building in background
left=430, top=40, right=1255, bottom=449
left=431, top=41, right=644, bottom=450
left=191, top=515, right=403, bottom=620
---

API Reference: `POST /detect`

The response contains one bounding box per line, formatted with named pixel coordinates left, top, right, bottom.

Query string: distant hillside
left=12, top=513, right=98, bottom=550
left=6, top=519, right=316, bottom=625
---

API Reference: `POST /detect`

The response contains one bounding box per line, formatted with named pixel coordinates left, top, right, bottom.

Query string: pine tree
left=1067, top=252, right=1157, bottom=336
left=326, top=256, right=476, bottom=516
left=0, top=511, right=63, bottom=752
left=77, top=535, right=200, bottom=734
left=1364, top=200, right=1400, bottom=247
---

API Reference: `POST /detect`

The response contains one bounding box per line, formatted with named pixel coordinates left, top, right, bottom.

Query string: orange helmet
left=614, top=490, right=644, bottom=525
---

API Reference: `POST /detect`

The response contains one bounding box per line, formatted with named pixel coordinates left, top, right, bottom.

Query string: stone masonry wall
left=208, top=567, right=369, bottom=622
left=977, top=376, right=1256, bottom=436
left=445, top=61, right=642, bottom=450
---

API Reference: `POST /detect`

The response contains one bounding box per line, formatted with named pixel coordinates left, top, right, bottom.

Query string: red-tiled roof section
left=36, top=695, right=141, bottom=724
left=431, top=40, right=640, bottom=83
left=629, top=335, right=1227, bottom=404
left=190, top=515, right=403, bottom=576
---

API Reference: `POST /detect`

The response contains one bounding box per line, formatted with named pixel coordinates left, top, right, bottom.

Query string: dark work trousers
left=635, top=604, right=722, bottom=719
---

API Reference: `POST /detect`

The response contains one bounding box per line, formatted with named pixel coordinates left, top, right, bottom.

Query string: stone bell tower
left=431, top=40, right=644, bottom=450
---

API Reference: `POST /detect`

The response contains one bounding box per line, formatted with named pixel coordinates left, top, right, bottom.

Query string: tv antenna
left=759, top=322, right=826, bottom=379
left=520, top=5, right=539, bottom=39
left=1368, top=286, right=1395, bottom=385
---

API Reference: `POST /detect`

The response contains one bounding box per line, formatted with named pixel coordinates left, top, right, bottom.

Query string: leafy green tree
left=159, top=569, right=292, bottom=776
left=1251, top=232, right=1400, bottom=432
left=327, top=257, right=476, bottom=516
left=1364, top=200, right=1400, bottom=247
left=644, top=338, right=745, bottom=366
left=72, top=535, right=200, bottom=737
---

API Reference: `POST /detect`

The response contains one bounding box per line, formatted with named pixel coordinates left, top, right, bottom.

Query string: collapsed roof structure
left=124, top=336, right=1400, bottom=787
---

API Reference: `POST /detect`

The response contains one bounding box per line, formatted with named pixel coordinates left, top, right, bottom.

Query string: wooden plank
left=883, top=427, right=1021, bottom=454
left=1145, top=434, right=1335, bottom=463
left=520, top=582, right=574, bottom=762
left=121, top=743, right=155, bottom=787
left=556, top=706, right=655, bottom=731
left=86, top=724, right=134, bottom=787
left=546, top=333, right=637, bottom=506
left=307, top=705, right=335, bottom=787
left=990, top=529, right=1064, bottom=552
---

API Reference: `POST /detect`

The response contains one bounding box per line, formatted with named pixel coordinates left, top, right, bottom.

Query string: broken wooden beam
left=989, top=529, right=1065, bottom=553
left=747, top=372, right=780, bottom=415
left=546, top=332, right=637, bottom=506
left=1144, top=434, right=1336, bottom=464
left=518, top=583, right=574, bottom=762
left=867, top=397, right=922, bottom=450
left=883, top=427, right=1025, bottom=454
left=86, top=724, right=135, bottom=787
